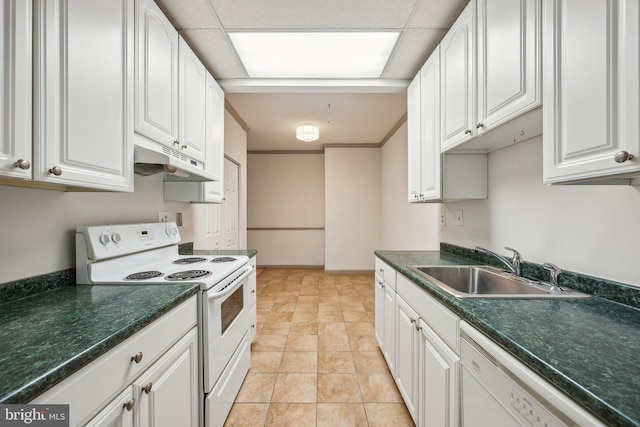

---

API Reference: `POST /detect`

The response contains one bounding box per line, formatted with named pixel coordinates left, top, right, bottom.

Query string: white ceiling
left=155, top=0, right=468, bottom=151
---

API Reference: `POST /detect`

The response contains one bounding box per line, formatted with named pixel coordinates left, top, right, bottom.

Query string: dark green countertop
left=375, top=250, right=640, bottom=427
left=0, top=283, right=199, bottom=404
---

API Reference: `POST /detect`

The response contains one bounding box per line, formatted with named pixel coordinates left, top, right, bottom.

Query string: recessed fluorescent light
left=229, top=32, right=399, bottom=78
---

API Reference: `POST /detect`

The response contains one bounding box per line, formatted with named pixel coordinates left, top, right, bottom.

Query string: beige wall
left=247, top=153, right=325, bottom=266
left=324, top=147, right=381, bottom=271
left=380, top=122, right=440, bottom=250
left=0, top=175, right=191, bottom=283
left=441, top=136, right=640, bottom=286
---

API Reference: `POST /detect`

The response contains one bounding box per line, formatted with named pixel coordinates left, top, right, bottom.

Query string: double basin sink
left=408, top=265, right=589, bottom=299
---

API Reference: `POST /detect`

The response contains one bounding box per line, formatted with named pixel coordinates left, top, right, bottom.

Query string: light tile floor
left=224, top=268, right=415, bottom=427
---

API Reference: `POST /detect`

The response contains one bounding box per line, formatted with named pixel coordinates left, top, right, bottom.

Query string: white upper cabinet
left=134, top=0, right=178, bottom=147
left=178, top=37, right=207, bottom=163
left=0, top=0, right=32, bottom=181
left=33, top=0, right=134, bottom=191
left=408, top=46, right=487, bottom=203
left=476, top=0, right=541, bottom=132
left=543, top=0, right=640, bottom=184
left=441, top=0, right=542, bottom=153
left=440, top=3, right=475, bottom=151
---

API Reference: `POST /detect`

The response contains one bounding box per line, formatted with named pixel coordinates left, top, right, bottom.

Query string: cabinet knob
left=181, top=144, right=187, bottom=150
left=49, top=166, right=62, bottom=176
left=464, top=129, right=472, bottom=135
left=476, top=123, right=484, bottom=129
left=131, top=352, right=143, bottom=364
left=13, top=159, right=31, bottom=170
left=142, top=382, right=153, bottom=394
left=123, top=398, right=136, bottom=411
left=173, top=140, right=179, bottom=146
left=614, top=151, right=634, bottom=163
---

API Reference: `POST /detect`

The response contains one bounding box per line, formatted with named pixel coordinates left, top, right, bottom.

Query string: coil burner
left=173, top=257, right=208, bottom=264
left=125, top=271, right=163, bottom=280
left=211, top=257, right=237, bottom=263
left=165, top=270, right=212, bottom=281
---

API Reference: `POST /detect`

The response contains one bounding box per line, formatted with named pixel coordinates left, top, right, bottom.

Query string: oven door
left=203, top=265, right=253, bottom=392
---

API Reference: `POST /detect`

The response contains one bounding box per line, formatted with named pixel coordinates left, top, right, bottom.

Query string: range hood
left=133, top=139, right=216, bottom=182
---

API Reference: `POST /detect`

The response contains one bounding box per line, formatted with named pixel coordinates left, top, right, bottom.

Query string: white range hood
left=133, top=138, right=217, bottom=182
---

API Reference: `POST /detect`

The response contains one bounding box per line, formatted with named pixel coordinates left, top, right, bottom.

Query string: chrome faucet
left=474, top=246, right=523, bottom=276
left=543, top=262, right=564, bottom=292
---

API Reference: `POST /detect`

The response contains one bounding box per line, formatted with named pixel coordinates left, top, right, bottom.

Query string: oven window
left=221, top=285, right=244, bottom=334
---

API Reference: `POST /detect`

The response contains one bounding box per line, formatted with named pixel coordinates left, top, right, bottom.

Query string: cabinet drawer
left=397, top=274, right=459, bottom=352
left=375, top=257, right=397, bottom=290
left=32, top=296, right=197, bottom=425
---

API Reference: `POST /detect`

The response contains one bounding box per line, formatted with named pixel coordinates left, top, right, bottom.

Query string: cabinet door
left=440, top=3, right=474, bottom=151
left=374, top=274, right=385, bottom=347
left=178, top=37, right=207, bottom=163
left=476, top=0, right=541, bottom=132
left=407, top=72, right=422, bottom=202
left=85, top=387, right=134, bottom=427
left=33, top=0, right=133, bottom=191
left=134, top=0, right=178, bottom=147
left=419, top=320, right=460, bottom=427
left=0, top=0, right=32, bottom=180
left=203, top=72, right=225, bottom=202
left=543, top=0, right=640, bottom=183
left=419, top=47, right=442, bottom=201
left=395, top=295, right=420, bottom=424
left=133, top=328, right=199, bottom=427
left=382, top=284, right=396, bottom=375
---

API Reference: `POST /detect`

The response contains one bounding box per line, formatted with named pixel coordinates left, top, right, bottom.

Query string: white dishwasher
left=459, top=322, right=605, bottom=427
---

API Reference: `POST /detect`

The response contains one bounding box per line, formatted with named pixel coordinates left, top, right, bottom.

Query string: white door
left=0, top=0, right=32, bottom=180
left=440, top=3, right=474, bottom=151
left=419, top=47, right=441, bottom=201
left=203, top=72, right=225, bottom=202
left=543, top=0, right=640, bottom=183
left=395, top=295, right=420, bottom=424
left=34, top=0, right=133, bottom=191
left=476, top=0, right=541, bottom=132
left=134, top=0, right=178, bottom=147
left=178, top=37, right=207, bottom=162
left=133, top=329, right=199, bottom=427
left=222, top=158, right=239, bottom=249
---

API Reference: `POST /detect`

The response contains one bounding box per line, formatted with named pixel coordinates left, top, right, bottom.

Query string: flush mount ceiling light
left=296, top=124, right=320, bottom=142
left=229, top=32, right=400, bottom=78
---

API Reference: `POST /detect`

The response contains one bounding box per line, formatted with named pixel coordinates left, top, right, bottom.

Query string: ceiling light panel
left=229, top=32, right=400, bottom=78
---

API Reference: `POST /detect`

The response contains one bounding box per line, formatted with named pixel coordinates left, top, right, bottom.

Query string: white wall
left=380, top=122, right=440, bottom=250
left=324, top=147, right=381, bottom=271
left=0, top=175, right=191, bottom=283
left=441, top=136, right=640, bottom=286
left=247, top=153, right=325, bottom=266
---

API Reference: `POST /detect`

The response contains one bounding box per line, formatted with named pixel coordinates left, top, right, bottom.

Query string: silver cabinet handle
left=614, top=151, right=634, bottom=163
left=464, top=129, right=472, bottom=135
left=173, top=140, right=179, bottom=146
left=49, top=166, right=62, bottom=176
left=131, top=352, right=143, bottom=364
left=476, top=123, right=484, bottom=129
left=181, top=144, right=187, bottom=150
left=13, top=159, right=31, bottom=170
left=123, top=398, right=136, bottom=411
left=142, top=383, right=153, bottom=394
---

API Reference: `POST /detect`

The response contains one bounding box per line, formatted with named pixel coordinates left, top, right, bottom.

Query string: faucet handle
left=543, top=262, right=563, bottom=291
left=504, top=247, right=523, bottom=276
left=504, top=246, right=521, bottom=261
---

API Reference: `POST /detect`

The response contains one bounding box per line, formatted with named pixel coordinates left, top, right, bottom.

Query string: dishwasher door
left=459, top=322, right=605, bottom=427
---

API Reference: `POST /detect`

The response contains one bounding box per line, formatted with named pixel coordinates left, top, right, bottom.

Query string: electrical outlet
left=158, top=211, right=169, bottom=223
left=456, top=210, right=463, bottom=226
left=440, top=212, right=446, bottom=226
left=176, top=212, right=183, bottom=227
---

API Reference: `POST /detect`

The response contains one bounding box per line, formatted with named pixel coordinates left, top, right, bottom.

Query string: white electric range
left=76, top=222, right=254, bottom=427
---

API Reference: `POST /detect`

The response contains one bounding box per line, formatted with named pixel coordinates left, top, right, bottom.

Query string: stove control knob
left=99, top=234, right=110, bottom=246
left=111, top=233, right=122, bottom=244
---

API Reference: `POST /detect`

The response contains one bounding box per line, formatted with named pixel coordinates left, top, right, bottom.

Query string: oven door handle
left=206, top=265, right=254, bottom=301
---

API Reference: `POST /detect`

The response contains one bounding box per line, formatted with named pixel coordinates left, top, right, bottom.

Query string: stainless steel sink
left=408, top=265, right=590, bottom=299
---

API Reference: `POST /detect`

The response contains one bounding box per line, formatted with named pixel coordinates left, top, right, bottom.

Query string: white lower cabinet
left=394, top=294, right=420, bottom=424
left=31, top=297, right=198, bottom=426
left=419, top=319, right=460, bottom=427
left=382, top=282, right=396, bottom=375
left=374, top=273, right=385, bottom=347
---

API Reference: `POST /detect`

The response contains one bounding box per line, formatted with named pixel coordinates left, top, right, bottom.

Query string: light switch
left=456, top=210, right=463, bottom=226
